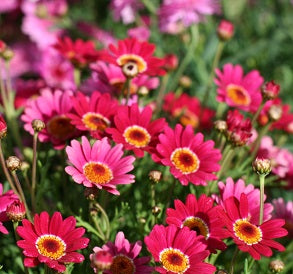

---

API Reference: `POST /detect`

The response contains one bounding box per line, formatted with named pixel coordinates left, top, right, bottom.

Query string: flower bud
left=92, top=250, right=113, bottom=271
left=214, top=120, right=227, bottom=133
left=6, top=200, right=26, bottom=222
left=149, top=170, right=162, bottom=183
left=262, top=81, right=280, bottom=100
left=216, top=270, right=228, bottom=274
left=138, top=86, right=149, bottom=96
left=268, top=105, right=282, bottom=121
left=84, top=188, right=98, bottom=200
left=122, top=62, right=139, bottom=78
left=217, top=20, right=234, bottom=41
left=179, top=76, right=192, bottom=88
left=252, top=158, right=272, bottom=175
left=163, top=54, right=178, bottom=71
left=0, top=115, right=7, bottom=139
left=6, top=156, right=22, bottom=171
left=152, top=206, right=161, bottom=216
left=269, top=259, right=284, bottom=273
left=2, top=48, right=14, bottom=61
left=32, top=119, right=45, bottom=132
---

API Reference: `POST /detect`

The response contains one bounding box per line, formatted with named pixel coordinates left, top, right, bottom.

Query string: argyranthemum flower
left=67, top=91, right=118, bottom=139
left=101, top=38, right=165, bottom=77
left=145, top=225, right=216, bottom=274
left=106, top=104, right=167, bottom=158
left=215, top=63, right=264, bottom=112
left=90, top=231, right=153, bottom=273
left=153, top=124, right=221, bottom=186
left=65, top=136, right=135, bottom=195
left=16, top=211, right=89, bottom=273
left=21, top=88, right=80, bottom=150
left=166, top=194, right=227, bottom=253
left=218, top=193, right=287, bottom=260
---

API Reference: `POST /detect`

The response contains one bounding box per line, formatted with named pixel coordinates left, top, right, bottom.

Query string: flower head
left=153, top=124, right=221, bottom=186
left=145, top=225, right=216, bottom=273
left=218, top=193, right=287, bottom=260
left=166, top=194, right=227, bottom=253
left=65, top=136, right=135, bottom=195
left=217, top=20, right=234, bottom=41
left=91, top=231, right=153, bottom=273
left=16, top=211, right=89, bottom=272
left=262, top=81, right=280, bottom=100
left=215, top=63, right=264, bottom=112
left=6, top=200, right=26, bottom=222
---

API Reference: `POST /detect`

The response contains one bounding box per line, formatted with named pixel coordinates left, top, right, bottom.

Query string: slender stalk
left=0, top=61, right=8, bottom=111
left=251, top=100, right=265, bottom=126
left=259, top=174, right=265, bottom=225
left=94, top=202, right=111, bottom=241
left=74, top=68, right=81, bottom=87
left=125, top=77, right=132, bottom=105
left=31, top=132, right=39, bottom=213
left=150, top=182, right=157, bottom=226
left=217, top=144, right=234, bottom=179
left=154, top=74, right=169, bottom=117
left=140, top=0, right=157, bottom=14
left=168, top=25, right=199, bottom=92
left=229, top=248, right=239, bottom=274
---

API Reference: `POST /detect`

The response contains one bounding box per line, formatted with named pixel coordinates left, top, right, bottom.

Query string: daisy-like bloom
left=101, top=38, right=165, bottom=77
left=215, top=63, right=264, bottom=112
left=158, top=0, right=221, bottom=34
left=0, top=183, right=18, bottom=234
left=67, top=91, right=118, bottom=139
left=107, top=104, right=166, bottom=158
left=65, top=136, right=135, bottom=195
left=153, top=124, right=221, bottom=186
left=90, top=231, right=153, bottom=273
left=163, top=92, right=215, bottom=130
left=218, top=193, right=287, bottom=260
left=166, top=194, right=227, bottom=253
left=215, top=177, right=273, bottom=224
left=273, top=198, right=293, bottom=237
left=16, top=211, right=89, bottom=272
left=21, top=88, right=80, bottom=150
left=145, top=225, right=216, bottom=273
left=54, top=37, right=99, bottom=68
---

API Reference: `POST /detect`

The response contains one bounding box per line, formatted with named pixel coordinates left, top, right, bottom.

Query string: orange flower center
left=110, top=255, right=135, bottom=274
left=227, top=84, right=251, bottom=106
left=233, top=219, right=262, bottom=245
left=159, top=248, right=190, bottom=273
left=46, top=115, right=76, bottom=140
left=83, top=162, right=113, bottom=185
left=117, top=54, right=147, bottom=73
left=171, top=148, right=200, bottom=174
left=123, top=125, right=151, bottom=148
left=183, top=217, right=210, bottom=239
left=82, top=112, right=110, bottom=131
left=35, top=234, right=66, bottom=260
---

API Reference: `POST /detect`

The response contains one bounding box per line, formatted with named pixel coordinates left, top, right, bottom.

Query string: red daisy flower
left=67, top=91, right=118, bottom=139
left=101, top=38, right=165, bottom=77
left=153, top=124, right=221, bottom=186
left=54, top=37, right=99, bottom=68
left=145, top=225, right=216, bottom=274
left=218, top=193, right=288, bottom=260
left=166, top=194, right=227, bottom=253
left=106, top=104, right=167, bottom=158
left=16, top=211, right=89, bottom=273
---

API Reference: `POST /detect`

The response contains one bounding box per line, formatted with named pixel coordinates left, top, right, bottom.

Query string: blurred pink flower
left=127, top=26, right=150, bottom=41
left=0, top=0, right=20, bottom=13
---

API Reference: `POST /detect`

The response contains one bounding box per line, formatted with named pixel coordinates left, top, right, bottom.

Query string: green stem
left=75, top=215, right=105, bottom=240
left=168, top=25, right=199, bottom=92
left=94, top=202, right=111, bottom=241
left=217, top=144, right=234, bottom=179
left=154, top=74, right=169, bottom=117
left=251, top=100, right=265, bottom=126
left=259, top=174, right=265, bottom=225
left=31, top=132, right=39, bottom=213
left=74, top=68, right=81, bottom=87
left=229, top=248, right=239, bottom=274
left=125, top=77, right=131, bottom=105
left=0, top=61, right=8, bottom=111
left=150, top=182, right=157, bottom=226
left=140, top=0, right=157, bottom=14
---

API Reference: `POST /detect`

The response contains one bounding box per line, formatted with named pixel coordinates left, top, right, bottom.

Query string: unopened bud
left=2, top=48, right=14, bottom=61
left=269, top=259, right=284, bottom=273
left=163, top=54, right=178, bottom=71
left=84, top=188, right=98, bottom=200
left=6, top=200, right=26, bottom=222
left=149, top=170, right=162, bottom=183
left=138, top=86, right=149, bottom=96
left=217, top=20, right=234, bottom=41
left=122, top=62, right=139, bottom=78
left=6, top=156, right=21, bottom=171
left=0, top=116, right=7, bottom=139
left=138, top=217, right=146, bottom=224
left=179, top=76, right=192, bottom=88
left=214, top=120, right=227, bottom=133
left=32, top=119, right=45, bottom=132
left=152, top=206, right=161, bottom=216
left=92, top=250, right=113, bottom=271
left=268, top=105, right=282, bottom=121
left=252, top=158, right=272, bottom=176
left=262, top=81, right=280, bottom=100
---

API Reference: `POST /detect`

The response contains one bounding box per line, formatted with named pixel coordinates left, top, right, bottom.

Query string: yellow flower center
left=227, top=84, right=251, bottom=106
left=183, top=217, right=210, bottom=239
left=47, top=115, right=76, bottom=140
left=110, top=254, right=135, bottom=274
left=83, top=162, right=113, bottom=185
left=233, top=219, right=262, bottom=245
left=159, top=248, right=190, bottom=273
left=171, top=148, right=200, bottom=174
left=117, top=54, right=147, bottom=73
left=35, top=234, right=66, bottom=260
left=123, top=125, right=151, bottom=148
left=82, top=112, right=110, bottom=131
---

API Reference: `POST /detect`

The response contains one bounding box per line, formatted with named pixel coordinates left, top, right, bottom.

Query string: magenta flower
left=273, top=198, right=293, bottom=237
left=65, top=136, right=135, bottom=195
left=91, top=231, right=153, bottom=273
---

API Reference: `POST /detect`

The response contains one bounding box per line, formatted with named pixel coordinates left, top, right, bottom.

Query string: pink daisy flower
left=67, top=91, right=118, bottom=139
left=107, top=104, right=167, bottom=157
left=0, top=183, right=18, bottom=234
left=90, top=231, right=153, bottom=273
left=21, top=88, right=80, bottom=150
left=218, top=193, right=287, bottom=260
left=166, top=194, right=227, bottom=253
left=215, top=63, right=264, bottom=112
left=16, top=211, right=89, bottom=273
left=153, top=124, right=221, bottom=186
left=145, top=225, right=216, bottom=273
left=65, top=136, right=135, bottom=195
left=215, top=177, right=273, bottom=223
